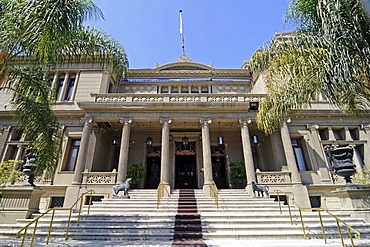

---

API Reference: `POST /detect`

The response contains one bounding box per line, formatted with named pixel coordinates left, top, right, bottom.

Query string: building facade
left=0, top=55, right=369, bottom=210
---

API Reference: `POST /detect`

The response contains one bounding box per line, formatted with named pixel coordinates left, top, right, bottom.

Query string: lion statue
left=113, top=178, right=132, bottom=198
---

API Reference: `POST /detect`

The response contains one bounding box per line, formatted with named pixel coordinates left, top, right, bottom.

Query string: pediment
left=155, top=55, right=213, bottom=71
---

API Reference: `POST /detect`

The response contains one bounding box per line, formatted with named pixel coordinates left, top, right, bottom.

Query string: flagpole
left=179, top=9, right=185, bottom=55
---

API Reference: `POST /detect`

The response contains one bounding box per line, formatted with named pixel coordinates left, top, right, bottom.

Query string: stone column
left=117, top=118, right=132, bottom=184
left=362, top=124, right=370, bottom=170
left=280, top=122, right=301, bottom=184
left=160, top=118, right=171, bottom=196
left=72, top=118, right=92, bottom=184
left=307, top=124, right=332, bottom=183
left=239, top=119, right=255, bottom=191
left=270, top=131, right=286, bottom=170
left=200, top=118, right=213, bottom=196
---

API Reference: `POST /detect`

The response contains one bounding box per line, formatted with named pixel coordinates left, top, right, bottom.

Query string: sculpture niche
left=113, top=178, right=132, bottom=198
left=326, top=145, right=357, bottom=187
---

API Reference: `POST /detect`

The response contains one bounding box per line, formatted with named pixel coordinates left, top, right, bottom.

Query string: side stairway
left=0, top=189, right=370, bottom=246
left=197, top=190, right=370, bottom=241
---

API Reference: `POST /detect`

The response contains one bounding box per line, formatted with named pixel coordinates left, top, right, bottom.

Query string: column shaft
left=160, top=118, right=171, bottom=184
left=201, top=119, right=213, bottom=184
left=280, top=122, right=301, bottom=183
left=72, top=119, right=92, bottom=184
left=117, top=118, right=132, bottom=184
left=239, top=119, right=255, bottom=184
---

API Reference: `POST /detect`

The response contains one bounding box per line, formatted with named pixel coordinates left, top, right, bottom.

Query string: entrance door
left=212, top=156, right=227, bottom=189
left=145, top=146, right=161, bottom=189
left=175, top=155, right=197, bottom=189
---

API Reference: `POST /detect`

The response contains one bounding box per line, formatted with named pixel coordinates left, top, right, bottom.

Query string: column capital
left=361, top=124, right=370, bottom=131
left=160, top=118, right=172, bottom=125
left=80, top=118, right=93, bottom=125
left=119, top=118, right=132, bottom=125
left=239, top=118, right=253, bottom=127
left=199, top=118, right=212, bottom=126
left=306, top=124, right=319, bottom=131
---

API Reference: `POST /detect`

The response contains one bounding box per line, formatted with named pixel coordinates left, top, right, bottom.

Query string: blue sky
left=89, top=0, right=295, bottom=68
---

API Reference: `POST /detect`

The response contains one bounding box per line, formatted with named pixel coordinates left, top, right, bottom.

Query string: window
left=349, top=128, right=359, bottom=140
left=2, top=127, right=27, bottom=162
left=291, top=139, right=308, bottom=171
left=319, top=128, right=329, bottom=140
left=309, top=196, right=321, bottom=208
left=63, top=139, right=81, bottom=171
left=332, top=128, right=345, bottom=140
left=64, top=75, right=76, bottom=101
left=55, top=73, right=77, bottom=101
left=55, top=74, right=65, bottom=100
left=50, top=197, right=65, bottom=208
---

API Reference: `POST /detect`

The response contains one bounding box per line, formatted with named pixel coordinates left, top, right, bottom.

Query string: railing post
left=65, top=208, right=73, bottom=240
left=277, top=191, right=282, bottom=214
left=318, top=210, right=327, bottom=244
left=30, top=219, right=38, bottom=247
left=47, top=209, right=56, bottom=244
left=347, top=226, right=355, bottom=247
left=287, top=197, right=293, bottom=224
left=336, top=219, right=344, bottom=247
left=298, top=208, right=306, bottom=239
left=87, top=191, right=93, bottom=214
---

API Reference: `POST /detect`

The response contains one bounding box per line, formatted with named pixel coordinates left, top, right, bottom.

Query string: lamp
left=252, top=134, right=258, bottom=144
left=146, top=122, right=153, bottom=148
left=218, top=122, right=224, bottom=148
left=182, top=122, right=189, bottom=147
left=112, top=136, right=119, bottom=146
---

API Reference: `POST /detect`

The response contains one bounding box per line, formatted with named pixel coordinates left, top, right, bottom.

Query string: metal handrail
left=209, top=181, right=219, bottom=209
left=274, top=190, right=361, bottom=247
left=15, top=189, right=95, bottom=247
left=157, top=181, right=170, bottom=208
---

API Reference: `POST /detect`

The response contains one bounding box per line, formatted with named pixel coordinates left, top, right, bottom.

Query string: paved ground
left=1, top=238, right=370, bottom=247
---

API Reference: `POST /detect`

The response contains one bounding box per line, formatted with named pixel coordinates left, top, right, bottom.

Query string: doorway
left=212, top=156, right=227, bottom=189
left=145, top=146, right=161, bottom=189
left=175, top=155, right=197, bottom=189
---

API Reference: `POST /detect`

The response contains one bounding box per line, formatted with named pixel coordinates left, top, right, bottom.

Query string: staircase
left=0, top=189, right=370, bottom=246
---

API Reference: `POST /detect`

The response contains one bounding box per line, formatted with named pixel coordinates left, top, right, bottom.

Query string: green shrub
left=229, top=161, right=246, bottom=185
left=0, top=160, right=23, bottom=186
left=352, top=169, right=370, bottom=185
left=126, top=162, right=144, bottom=185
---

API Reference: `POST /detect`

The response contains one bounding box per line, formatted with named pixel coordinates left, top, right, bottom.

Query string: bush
left=229, top=161, right=246, bottom=185
left=0, top=160, right=23, bottom=186
left=352, top=169, right=370, bottom=185
left=126, top=162, right=144, bottom=185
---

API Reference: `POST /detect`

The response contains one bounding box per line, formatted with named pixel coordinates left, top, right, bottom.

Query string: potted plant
left=126, top=162, right=144, bottom=188
left=229, top=161, right=246, bottom=188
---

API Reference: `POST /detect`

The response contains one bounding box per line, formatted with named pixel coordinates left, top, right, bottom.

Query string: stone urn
left=328, top=146, right=357, bottom=186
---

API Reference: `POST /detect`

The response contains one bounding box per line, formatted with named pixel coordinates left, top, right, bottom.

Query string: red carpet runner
left=172, top=189, right=207, bottom=246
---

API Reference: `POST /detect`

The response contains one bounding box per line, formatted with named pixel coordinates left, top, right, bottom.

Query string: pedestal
left=332, top=186, right=370, bottom=223
left=0, top=186, right=45, bottom=224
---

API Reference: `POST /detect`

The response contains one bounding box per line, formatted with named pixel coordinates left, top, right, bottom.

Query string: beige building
left=0, top=54, right=369, bottom=212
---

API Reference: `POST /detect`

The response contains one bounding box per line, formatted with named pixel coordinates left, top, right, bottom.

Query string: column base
left=203, top=183, right=211, bottom=197
left=159, top=182, right=171, bottom=198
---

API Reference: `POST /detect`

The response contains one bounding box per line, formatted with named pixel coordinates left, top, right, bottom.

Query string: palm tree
left=250, top=0, right=370, bottom=134
left=0, top=0, right=128, bottom=175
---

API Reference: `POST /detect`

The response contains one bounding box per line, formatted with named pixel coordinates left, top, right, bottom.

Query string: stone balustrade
left=92, top=93, right=264, bottom=104
left=82, top=171, right=117, bottom=184
left=256, top=171, right=292, bottom=184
